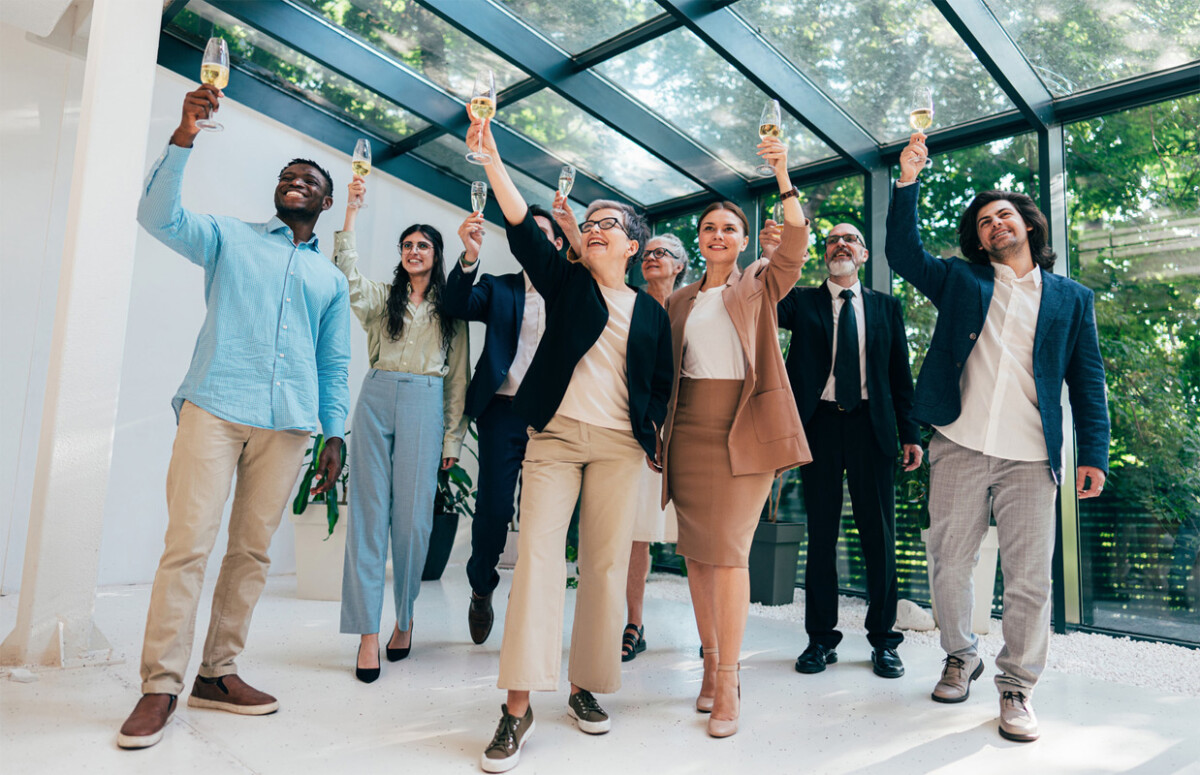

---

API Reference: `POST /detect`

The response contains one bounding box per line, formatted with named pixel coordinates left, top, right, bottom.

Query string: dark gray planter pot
left=749, top=520, right=805, bottom=606
left=422, top=512, right=459, bottom=581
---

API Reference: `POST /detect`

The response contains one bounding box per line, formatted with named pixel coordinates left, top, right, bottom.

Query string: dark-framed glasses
left=398, top=240, right=433, bottom=253
left=824, top=233, right=862, bottom=247
left=644, top=247, right=679, bottom=261
left=579, top=217, right=628, bottom=236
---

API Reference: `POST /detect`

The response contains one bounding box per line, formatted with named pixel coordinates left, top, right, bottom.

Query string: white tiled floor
left=3, top=536, right=1200, bottom=775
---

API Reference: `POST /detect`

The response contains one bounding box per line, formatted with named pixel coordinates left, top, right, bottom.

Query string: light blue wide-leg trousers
left=340, top=369, right=443, bottom=634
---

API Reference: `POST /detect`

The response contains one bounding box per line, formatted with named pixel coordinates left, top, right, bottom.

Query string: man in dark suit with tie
left=444, top=204, right=564, bottom=645
left=886, top=133, right=1109, bottom=743
left=769, top=221, right=922, bottom=680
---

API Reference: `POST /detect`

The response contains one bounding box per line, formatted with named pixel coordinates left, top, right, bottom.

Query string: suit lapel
left=862, top=288, right=880, bottom=357
left=816, top=281, right=834, bottom=351
left=512, top=273, right=525, bottom=329
left=1033, top=272, right=1063, bottom=359
left=721, top=269, right=754, bottom=371
left=670, top=283, right=700, bottom=378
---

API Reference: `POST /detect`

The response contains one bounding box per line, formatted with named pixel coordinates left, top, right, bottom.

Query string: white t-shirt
left=557, top=284, right=638, bottom=430
left=682, top=287, right=746, bottom=380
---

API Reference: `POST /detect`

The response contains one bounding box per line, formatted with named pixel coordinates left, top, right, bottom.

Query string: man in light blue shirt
left=118, top=84, right=350, bottom=750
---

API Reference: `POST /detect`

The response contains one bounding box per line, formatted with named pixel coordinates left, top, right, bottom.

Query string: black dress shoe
left=794, top=643, right=838, bottom=674
left=386, top=623, right=412, bottom=662
left=871, top=647, right=905, bottom=678
left=355, top=644, right=380, bottom=684
left=469, top=591, right=495, bottom=645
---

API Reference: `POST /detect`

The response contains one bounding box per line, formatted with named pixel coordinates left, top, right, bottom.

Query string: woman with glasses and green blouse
left=334, top=174, right=469, bottom=684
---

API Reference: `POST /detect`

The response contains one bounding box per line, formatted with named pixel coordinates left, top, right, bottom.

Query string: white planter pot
left=922, top=525, right=1000, bottom=636
left=497, top=529, right=519, bottom=570
left=290, top=504, right=348, bottom=601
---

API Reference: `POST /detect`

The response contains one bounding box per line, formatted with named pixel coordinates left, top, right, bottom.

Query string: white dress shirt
left=937, top=263, right=1047, bottom=461
left=820, top=280, right=868, bottom=402
left=497, top=272, right=545, bottom=396
left=682, top=286, right=747, bottom=380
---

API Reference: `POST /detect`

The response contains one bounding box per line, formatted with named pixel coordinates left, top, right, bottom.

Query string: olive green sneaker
left=481, top=704, right=535, bottom=773
left=567, top=689, right=610, bottom=734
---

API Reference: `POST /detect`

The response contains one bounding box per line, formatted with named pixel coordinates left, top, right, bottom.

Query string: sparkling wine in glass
left=196, top=37, right=229, bottom=132
left=471, top=181, right=488, bottom=214
left=756, top=99, right=782, bottom=177
left=349, top=138, right=371, bottom=209
left=466, top=69, right=496, bottom=165
left=555, top=165, right=575, bottom=214
left=772, top=199, right=784, bottom=224
left=908, top=86, right=934, bottom=168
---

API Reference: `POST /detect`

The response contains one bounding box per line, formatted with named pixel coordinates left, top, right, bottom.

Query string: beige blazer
left=661, top=222, right=812, bottom=502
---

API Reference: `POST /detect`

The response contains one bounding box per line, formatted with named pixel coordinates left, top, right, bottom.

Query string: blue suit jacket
left=443, top=263, right=526, bottom=420
left=884, top=182, right=1110, bottom=482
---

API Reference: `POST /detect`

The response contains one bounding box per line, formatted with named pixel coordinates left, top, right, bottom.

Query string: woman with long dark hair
left=334, top=175, right=469, bottom=683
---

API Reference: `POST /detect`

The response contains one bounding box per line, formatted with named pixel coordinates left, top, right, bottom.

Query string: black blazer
left=503, top=212, right=673, bottom=459
left=443, top=264, right=527, bottom=419
left=777, top=282, right=920, bottom=457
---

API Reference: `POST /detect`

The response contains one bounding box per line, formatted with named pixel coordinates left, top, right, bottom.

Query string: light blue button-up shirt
left=137, top=144, right=350, bottom=439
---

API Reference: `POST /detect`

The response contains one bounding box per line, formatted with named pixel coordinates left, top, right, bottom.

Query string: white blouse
left=557, top=283, right=637, bottom=430
left=682, top=287, right=747, bottom=380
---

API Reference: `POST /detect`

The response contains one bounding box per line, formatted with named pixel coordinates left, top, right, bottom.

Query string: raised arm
left=331, top=176, right=389, bottom=327
left=465, top=106, right=527, bottom=227
left=443, top=212, right=494, bottom=321
left=884, top=133, right=953, bottom=305
left=758, top=136, right=809, bottom=301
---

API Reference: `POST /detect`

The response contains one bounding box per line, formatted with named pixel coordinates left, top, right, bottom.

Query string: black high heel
left=355, top=641, right=380, bottom=684
left=386, top=622, right=412, bottom=662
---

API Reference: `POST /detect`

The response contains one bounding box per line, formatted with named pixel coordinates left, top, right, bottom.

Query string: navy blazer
left=443, top=263, right=527, bottom=419
left=778, top=283, right=920, bottom=457
left=884, top=182, right=1110, bottom=482
left=502, top=212, right=673, bottom=459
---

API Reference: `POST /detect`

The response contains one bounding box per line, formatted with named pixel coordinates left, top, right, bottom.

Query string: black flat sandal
left=621, top=623, right=646, bottom=662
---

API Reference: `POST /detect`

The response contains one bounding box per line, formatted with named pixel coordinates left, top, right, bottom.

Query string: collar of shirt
left=523, top=270, right=535, bottom=293
left=266, top=215, right=320, bottom=250
left=992, top=262, right=1041, bottom=288
left=825, top=278, right=862, bottom=300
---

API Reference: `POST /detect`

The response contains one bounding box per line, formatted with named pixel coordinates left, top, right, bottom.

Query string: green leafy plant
left=436, top=460, right=475, bottom=519
left=291, top=433, right=348, bottom=538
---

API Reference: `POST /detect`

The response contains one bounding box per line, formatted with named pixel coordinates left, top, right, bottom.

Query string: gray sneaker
left=998, top=691, right=1039, bottom=742
left=931, top=654, right=984, bottom=703
left=481, top=704, right=535, bottom=773
left=567, top=690, right=611, bottom=734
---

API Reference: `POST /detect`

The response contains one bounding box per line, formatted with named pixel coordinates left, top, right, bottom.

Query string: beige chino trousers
left=140, top=401, right=309, bottom=695
left=498, top=415, right=644, bottom=694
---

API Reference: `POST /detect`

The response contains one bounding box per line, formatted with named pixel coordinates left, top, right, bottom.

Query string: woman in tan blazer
left=660, top=136, right=811, bottom=738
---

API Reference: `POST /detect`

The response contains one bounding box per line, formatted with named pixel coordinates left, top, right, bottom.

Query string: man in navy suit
left=770, top=221, right=922, bottom=681
left=886, top=133, right=1110, bottom=743
left=444, top=204, right=564, bottom=645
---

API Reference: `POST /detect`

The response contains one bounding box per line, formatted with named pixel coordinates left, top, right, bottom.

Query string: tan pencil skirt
left=667, top=378, right=774, bottom=568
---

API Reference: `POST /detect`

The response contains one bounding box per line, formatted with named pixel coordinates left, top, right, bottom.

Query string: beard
left=826, top=256, right=857, bottom=277
left=983, top=228, right=1029, bottom=263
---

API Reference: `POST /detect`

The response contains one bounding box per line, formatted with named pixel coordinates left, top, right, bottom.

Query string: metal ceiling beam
left=933, top=0, right=1055, bottom=129
left=415, top=0, right=752, bottom=204
left=1054, top=61, right=1200, bottom=123
left=156, top=32, right=508, bottom=226
left=655, top=0, right=881, bottom=172
left=206, top=0, right=625, bottom=205
left=160, top=0, right=190, bottom=30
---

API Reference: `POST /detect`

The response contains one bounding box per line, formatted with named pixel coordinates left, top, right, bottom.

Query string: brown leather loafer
left=187, top=674, right=279, bottom=715
left=117, top=693, right=177, bottom=749
left=469, top=590, right=494, bottom=645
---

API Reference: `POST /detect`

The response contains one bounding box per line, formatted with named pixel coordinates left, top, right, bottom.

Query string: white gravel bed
left=642, top=572, right=1200, bottom=697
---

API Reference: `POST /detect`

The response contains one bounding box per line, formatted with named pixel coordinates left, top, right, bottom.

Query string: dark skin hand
left=169, top=84, right=221, bottom=149
left=310, top=437, right=344, bottom=496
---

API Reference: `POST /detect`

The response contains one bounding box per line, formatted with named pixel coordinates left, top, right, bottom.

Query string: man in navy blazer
left=887, top=133, right=1110, bottom=743
left=444, top=204, right=565, bottom=645
left=772, top=221, right=922, bottom=681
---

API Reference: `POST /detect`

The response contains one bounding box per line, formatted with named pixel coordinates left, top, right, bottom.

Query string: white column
left=0, top=0, right=161, bottom=667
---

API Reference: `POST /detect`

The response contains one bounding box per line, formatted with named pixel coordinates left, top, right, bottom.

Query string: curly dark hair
left=958, top=190, right=1056, bottom=271
left=387, top=224, right=455, bottom=354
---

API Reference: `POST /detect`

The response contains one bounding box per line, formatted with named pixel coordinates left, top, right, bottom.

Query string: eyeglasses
left=398, top=241, right=433, bottom=253
left=579, top=217, right=628, bottom=236
left=644, top=247, right=679, bottom=261
left=824, top=233, right=862, bottom=247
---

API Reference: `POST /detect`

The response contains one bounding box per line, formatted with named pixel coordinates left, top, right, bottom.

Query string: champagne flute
left=466, top=69, right=496, bottom=165
left=349, top=138, right=371, bottom=209
left=197, top=38, right=229, bottom=131
left=555, top=165, right=575, bottom=214
left=471, top=181, right=488, bottom=214
left=908, top=86, right=934, bottom=168
left=756, top=99, right=783, bottom=177
left=772, top=199, right=784, bottom=224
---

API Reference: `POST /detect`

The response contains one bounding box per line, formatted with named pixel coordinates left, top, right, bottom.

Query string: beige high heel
left=696, top=647, right=718, bottom=713
left=706, top=663, right=740, bottom=738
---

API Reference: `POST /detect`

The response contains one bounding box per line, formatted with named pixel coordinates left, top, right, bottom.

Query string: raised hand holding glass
left=196, top=38, right=229, bottom=132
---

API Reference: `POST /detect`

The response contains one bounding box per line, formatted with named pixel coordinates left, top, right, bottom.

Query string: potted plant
left=289, top=433, right=348, bottom=601
left=422, top=426, right=478, bottom=580
left=748, top=470, right=806, bottom=606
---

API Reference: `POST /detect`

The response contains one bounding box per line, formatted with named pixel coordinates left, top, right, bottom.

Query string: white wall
left=1, top=25, right=518, bottom=593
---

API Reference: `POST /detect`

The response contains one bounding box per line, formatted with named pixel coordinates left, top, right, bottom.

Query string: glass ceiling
left=159, top=0, right=1199, bottom=213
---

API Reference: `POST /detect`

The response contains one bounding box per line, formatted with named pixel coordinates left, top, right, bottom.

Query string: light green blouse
left=332, top=230, right=470, bottom=459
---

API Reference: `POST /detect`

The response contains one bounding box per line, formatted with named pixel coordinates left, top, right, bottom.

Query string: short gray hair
left=647, top=233, right=689, bottom=288
left=584, top=199, right=650, bottom=266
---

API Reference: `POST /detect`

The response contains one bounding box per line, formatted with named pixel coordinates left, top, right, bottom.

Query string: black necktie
left=835, top=288, right=861, bottom=411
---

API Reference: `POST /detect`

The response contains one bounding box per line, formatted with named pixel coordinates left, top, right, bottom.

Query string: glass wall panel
left=984, top=1, right=1200, bottom=96
left=494, top=0, right=660, bottom=55
left=170, top=1, right=429, bottom=143
left=1067, top=95, right=1200, bottom=644
left=499, top=90, right=702, bottom=205
left=293, top=0, right=531, bottom=98
left=734, top=0, right=1015, bottom=142
left=596, top=28, right=836, bottom=177
left=409, top=135, right=569, bottom=212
